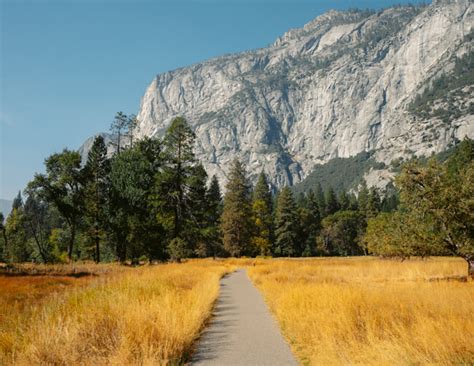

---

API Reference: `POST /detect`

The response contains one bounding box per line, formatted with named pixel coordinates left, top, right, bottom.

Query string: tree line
left=0, top=114, right=472, bottom=275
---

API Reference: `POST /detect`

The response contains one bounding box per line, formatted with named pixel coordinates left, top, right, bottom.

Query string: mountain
left=84, top=0, right=473, bottom=190
left=0, top=199, right=12, bottom=218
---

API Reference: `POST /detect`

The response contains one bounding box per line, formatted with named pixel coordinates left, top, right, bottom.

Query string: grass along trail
left=247, top=257, right=474, bottom=365
left=0, top=260, right=234, bottom=365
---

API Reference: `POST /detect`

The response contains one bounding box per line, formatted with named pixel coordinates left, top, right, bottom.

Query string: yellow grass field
left=0, top=260, right=234, bottom=365
left=248, top=257, right=474, bottom=365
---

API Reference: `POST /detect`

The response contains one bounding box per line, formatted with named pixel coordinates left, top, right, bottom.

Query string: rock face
left=136, top=0, right=474, bottom=188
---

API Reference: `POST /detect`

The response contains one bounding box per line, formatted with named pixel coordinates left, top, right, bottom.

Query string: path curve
left=192, top=269, right=297, bottom=366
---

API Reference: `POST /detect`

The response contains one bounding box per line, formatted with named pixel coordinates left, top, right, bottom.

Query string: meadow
left=1, top=257, right=473, bottom=365
left=248, top=257, right=474, bottom=365
left=0, top=260, right=234, bottom=365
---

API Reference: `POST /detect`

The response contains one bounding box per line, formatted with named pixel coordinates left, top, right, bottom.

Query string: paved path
left=192, top=269, right=297, bottom=366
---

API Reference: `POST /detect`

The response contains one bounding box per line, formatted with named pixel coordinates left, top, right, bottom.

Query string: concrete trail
left=191, top=269, right=297, bottom=366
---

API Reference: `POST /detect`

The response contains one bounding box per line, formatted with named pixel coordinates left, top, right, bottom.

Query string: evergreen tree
left=110, top=111, right=128, bottom=154
left=221, top=159, right=253, bottom=257
left=126, top=114, right=139, bottom=147
left=27, top=149, right=84, bottom=261
left=325, top=186, right=340, bottom=216
left=315, top=183, right=326, bottom=217
left=204, top=175, right=223, bottom=258
left=111, top=137, right=164, bottom=262
left=338, top=191, right=351, bottom=211
left=83, top=135, right=110, bottom=263
left=0, top=213, right=5, bottom=261
left=187, top=163, right=209, bottom=255
left=299, top=190, right=321, bottom=256
left=251, top=172, right=273, bottom=256
left=5, top=204, right=30, bottom=262
left=156, top=117, right=197, bottom=251
left=12, top=191, right=23, bottom=210
left=357, top=182, right=369, bottom=216
left=274, top=187, right=299, bottom=256
left=349, top=193, right=359, bottom=211
left=366, top=187, right=381, bottom=218
left=381, top=192, right=399, bottom=212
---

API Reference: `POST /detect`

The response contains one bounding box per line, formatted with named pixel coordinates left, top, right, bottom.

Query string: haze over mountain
left=87, top=0, right=473, bottom=189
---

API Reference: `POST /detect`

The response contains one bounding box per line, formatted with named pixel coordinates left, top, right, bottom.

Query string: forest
left=0, top=115, right=472, bottom=275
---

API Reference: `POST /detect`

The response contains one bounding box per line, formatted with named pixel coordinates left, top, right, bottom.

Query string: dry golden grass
left=248, top=257, right=474, bottom=365
left=0, top=260, right=234, bottom=365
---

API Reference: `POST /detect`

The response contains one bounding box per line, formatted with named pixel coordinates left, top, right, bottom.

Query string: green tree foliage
left=110, top=111, right=128, bottom=154
left=126, top=114, right=139, bottom=147
left=0, top=213, right=6, bottom=261
left=187, top=164, right=209, bottom=255
left=27, top=149, right=84, bottom=261
left=5, top=199, right=31, bottom=262
left=12, top=191, right=23, bottom=210
left=292, top=151, right=385, bottom=195
left=366, top=187, right=381, bottom=218
left=168, top=237, right=192, bottom=262
left=338, top=191, right=351, bottom=211
left=221, top=159, right=253, bottom=257
left=357, top=182, right=369, bottom=216
left=325, top=186, right=340, bottom=216
left=251, top=172, right=274, bottom=256
left=298, top=190, right=321, bottom=257
left=366, top=139, right=474, bottom=276
left=22, top=194, right=54, bottom=263
left=154, top=117, right=197, bottom=253
left=365, top=211, right=447, bottom=259
left=274, top=187, right=299, bottom=256
left=315, top=182, right=326, bottom=217
left=203, top=175, right=223, bottom=258
left=83, top=135, right=110, bottom=263
left=110, top=137, right=164, bottom=262
left=318, top=211, right=366, bottom=256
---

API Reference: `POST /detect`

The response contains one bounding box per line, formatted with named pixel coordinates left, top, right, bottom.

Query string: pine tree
left=251, top=172, right=273, bottom=256
left=0, top=213, right=6, bottom=261
left=110, top=137, right=164, bottom=262
left=358, top=182, right=369, bottom=216
left=274, top=186, right=299, bottom=257
left=299, top=189, right=321, bottom=256
left=159, top=117, right=197, bottom=245
left=12, top=191, right=23, bottom=210
left=315, top=183, right=326, bottom=217
left=205, top=175, right=223, bottom=258
left=366, top=187, right=381, bottom=218
left=338, top=191, right=351, bottom=211
left=221, top=159, right=253, bottom=257
left=126, top=114, right=139, bottom=147
left=110, top=111, right=128, bottom=154
left=325, top=186, right=340, bottom=216
left=83, top=135, right=110, bottom=263
left=5, top=202, right=31, bottom=262
left=187, top=163, right=208, bottom=254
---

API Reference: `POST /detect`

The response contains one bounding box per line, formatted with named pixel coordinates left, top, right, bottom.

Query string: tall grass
left=248, top=257, right=474, bottom=365
left=1, top=260, right=233, bottom=365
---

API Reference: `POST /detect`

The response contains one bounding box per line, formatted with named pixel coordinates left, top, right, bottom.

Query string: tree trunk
left=466, top=255, right=474, bottom=278
left=95, top=226, right=100, bottom=264
left=68, top=222, right=75, bottom=262
left=2, top=229, right=8, bottom=254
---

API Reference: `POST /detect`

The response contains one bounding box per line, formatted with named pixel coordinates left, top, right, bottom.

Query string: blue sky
left=1, top=0, right=429, bottom=200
